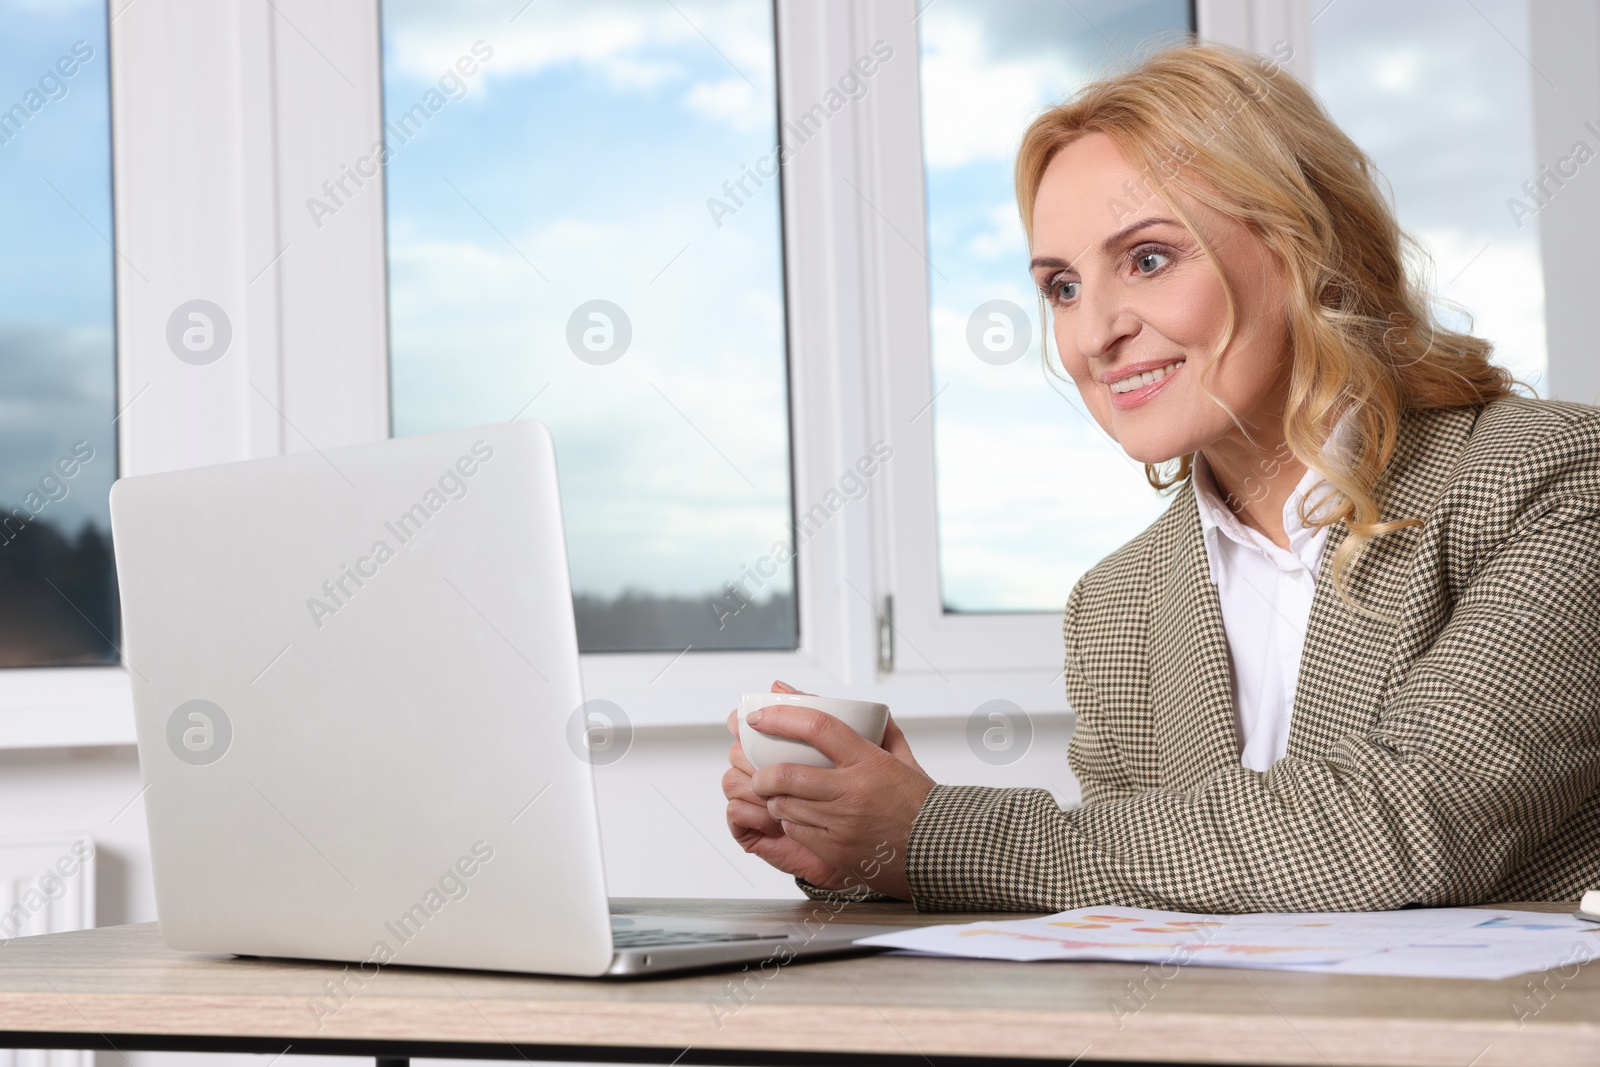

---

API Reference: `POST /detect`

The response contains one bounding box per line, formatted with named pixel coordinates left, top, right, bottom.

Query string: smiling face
left=1029, top=132, right=1294, bottom=466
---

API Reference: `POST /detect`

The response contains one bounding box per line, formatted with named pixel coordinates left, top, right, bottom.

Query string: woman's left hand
left=745, top=699, right=936, bottom=900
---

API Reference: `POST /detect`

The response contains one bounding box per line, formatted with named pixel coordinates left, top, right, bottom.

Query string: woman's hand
left=723, top=680, right=936, bottom=899
left=723, top=682, right=848, bottom=889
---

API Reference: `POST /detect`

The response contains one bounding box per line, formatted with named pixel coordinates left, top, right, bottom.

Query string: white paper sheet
left=853, top=906, right=1600, bottom=979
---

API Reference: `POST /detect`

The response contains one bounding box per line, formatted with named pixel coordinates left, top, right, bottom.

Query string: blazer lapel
left=1148, top=483, right=1241, bottom=789
left=1286, top=404, right=1482, bottom=758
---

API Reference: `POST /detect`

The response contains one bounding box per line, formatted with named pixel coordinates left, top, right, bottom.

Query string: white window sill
left=581, top=652, right=1069, bottom=728
left=0, top=658, right=1069, bottom=749
left=0, top=668, right=137, bottom=749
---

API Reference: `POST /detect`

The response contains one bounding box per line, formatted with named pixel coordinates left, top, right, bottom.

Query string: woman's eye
left=1134, top=249, right=1169, bottom=274
left=1050, top=279, right=1079, bottom=302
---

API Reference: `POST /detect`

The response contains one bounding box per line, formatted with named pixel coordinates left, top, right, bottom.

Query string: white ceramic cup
left=737, top=692, right=890, bottom=770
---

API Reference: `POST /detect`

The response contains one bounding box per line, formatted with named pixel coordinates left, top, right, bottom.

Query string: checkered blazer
left=800, top=395, right=1600, bottom=911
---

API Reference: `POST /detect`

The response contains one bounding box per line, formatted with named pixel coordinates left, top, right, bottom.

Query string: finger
left=741, top=828, right=834, bottom=885
left=727, top=798, right=784, bottom=839
left=751, top=759, right=843, bottom=802
left=727, top=739, right=756, bottom=776
left=880, top=713, right=924, bottom=769
left=768, top=794, right=831, bottom=829
left=726, top=707, right=739, bottom=736
left=745, top=704, right=876, bottom=767
left=772, top=679, right=811, bottom=695
left=779, top=818, right=829, bottom=858
left=881, top=713, right=912, bottom=758
left=722, top=766, right=768, bottom=807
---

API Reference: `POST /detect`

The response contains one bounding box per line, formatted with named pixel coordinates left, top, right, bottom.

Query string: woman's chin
left=1092, top=403, right=1205, bottom=466
left=1112, top=435, right=1194, bottom=467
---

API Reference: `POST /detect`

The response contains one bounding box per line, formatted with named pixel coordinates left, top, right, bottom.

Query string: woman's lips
left=1107, top=359, right=1184, bottom=410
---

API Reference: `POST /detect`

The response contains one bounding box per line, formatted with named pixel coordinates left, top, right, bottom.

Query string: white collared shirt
left=1190, top=450, right=1341, bottom=771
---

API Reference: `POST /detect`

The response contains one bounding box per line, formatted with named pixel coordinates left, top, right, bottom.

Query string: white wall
left=1530, top=0, right=1600, bottom=407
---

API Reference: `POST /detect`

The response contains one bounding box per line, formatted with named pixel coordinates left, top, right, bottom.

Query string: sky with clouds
left=381, top=0, right=793, bottom=611
left=1310, top=0, right=1546, bottom=393
left=0, top=0, right=114, bottom=536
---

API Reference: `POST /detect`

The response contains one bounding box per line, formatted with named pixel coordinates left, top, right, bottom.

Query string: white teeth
left=1109, top=359, right=1184, bottom=394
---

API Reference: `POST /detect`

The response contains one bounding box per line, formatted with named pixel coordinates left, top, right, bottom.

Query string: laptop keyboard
left=610, top=924, right=790, bottom=948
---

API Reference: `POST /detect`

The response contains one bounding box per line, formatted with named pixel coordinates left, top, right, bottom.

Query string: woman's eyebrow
left=1030, top=216, right=1181, bottom=272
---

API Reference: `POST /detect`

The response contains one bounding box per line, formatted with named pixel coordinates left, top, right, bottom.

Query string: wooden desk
left=0, top=898, right=1595, bottom=1067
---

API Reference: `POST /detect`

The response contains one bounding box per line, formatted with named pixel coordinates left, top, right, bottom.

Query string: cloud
left=934, top=416, right=1169, bottom=612
left=1311, top=0, right=1547, bottom=390
left=917, top=0, right=1189, bottom=170
left=920, top=299, right=1169, bottom=611
left=0, top=322, right=114, bottom=531
left=379, top=0, right=794, bottom=599
left=382, top=0, right=773, bottom=131
left=966, top=200, right=1029, bottom=260
left=918, top=12, right=1077, bottom=170
left=1413, top=228, right=1546, bottom=393
left=387, top=209, right=793, bottom=598
left=6, top=0, right=99, bottom=13
left=930, top=0, right=1189, bottom=69
left=683, top=76, right=764, bottom=133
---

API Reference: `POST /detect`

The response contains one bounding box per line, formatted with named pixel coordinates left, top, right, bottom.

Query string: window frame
left=12, top=0, right=1588, bottom=745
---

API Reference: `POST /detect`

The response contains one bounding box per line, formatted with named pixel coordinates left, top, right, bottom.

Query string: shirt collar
left=1192, top=452, right=1323, bottom=542
left=1190, top=406, right=1353, bottom=572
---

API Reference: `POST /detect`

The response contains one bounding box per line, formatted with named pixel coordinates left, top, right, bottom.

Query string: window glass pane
left=380, top=0, right=794, bottom=652
left=0, top=0, right=118, bottom=667
left=918, top=2, right=1191, bottom=613
left=1311, top=0, right=1547, bottom=394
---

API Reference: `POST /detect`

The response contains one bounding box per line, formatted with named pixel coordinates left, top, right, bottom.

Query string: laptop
left=109, top=421, right=899, bottom=977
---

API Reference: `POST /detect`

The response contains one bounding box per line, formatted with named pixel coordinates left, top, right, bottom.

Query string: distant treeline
left=0, top=519, right=119, bottom=667
left=574, top=588, right=796, bottom=653
left=0, top=525, right=795, bottom=667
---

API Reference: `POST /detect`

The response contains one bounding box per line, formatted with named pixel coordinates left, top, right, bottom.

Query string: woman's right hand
left=722, top=685, right=848, bottom=890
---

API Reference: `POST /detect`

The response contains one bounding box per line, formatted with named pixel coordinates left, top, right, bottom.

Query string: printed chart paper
left=853, top=906, right=1600, bottom=979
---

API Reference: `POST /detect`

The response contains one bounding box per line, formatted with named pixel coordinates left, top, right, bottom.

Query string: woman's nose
left=1075, top=279, right=1139, bottom=360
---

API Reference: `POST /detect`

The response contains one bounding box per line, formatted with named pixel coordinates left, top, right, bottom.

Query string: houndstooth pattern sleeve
left=903, top=400, right=1600, bottom=913
left=794, top=875, right=897, bottom=904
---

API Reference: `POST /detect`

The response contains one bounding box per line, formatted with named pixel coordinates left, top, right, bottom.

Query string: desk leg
left=375, top=1057, right=408, bottom=1067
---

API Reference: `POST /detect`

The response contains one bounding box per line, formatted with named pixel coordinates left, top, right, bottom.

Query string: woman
left=722, top=40, right=1600, bottom=912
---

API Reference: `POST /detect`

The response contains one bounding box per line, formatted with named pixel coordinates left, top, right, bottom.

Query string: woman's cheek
left=1054, top=332, right=1093, bottom=389
left=1056, top=346, right=1100, bottom=402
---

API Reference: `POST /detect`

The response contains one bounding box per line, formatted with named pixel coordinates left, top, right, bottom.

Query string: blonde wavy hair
left=1016, top=38, right=1521, bottom=613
